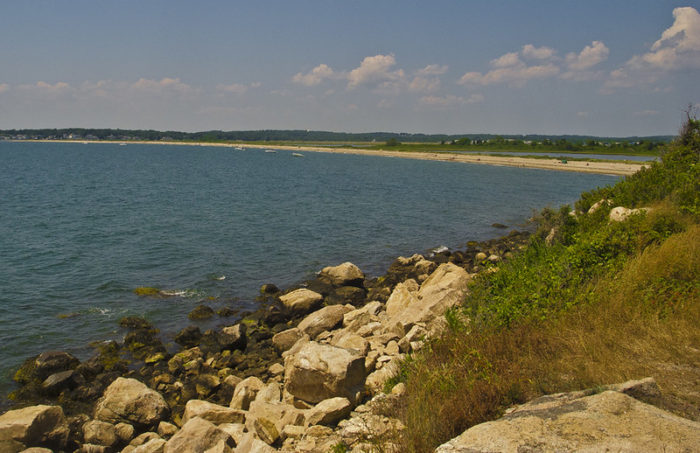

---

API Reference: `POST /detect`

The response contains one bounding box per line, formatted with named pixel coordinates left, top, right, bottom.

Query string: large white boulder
left=284, top=341, right=366, bottom=404
left=319, top=262, right=365, bottom=286
left=279, top=289, right=323, bottom=313
left=94, top=377, right=169, bottom=427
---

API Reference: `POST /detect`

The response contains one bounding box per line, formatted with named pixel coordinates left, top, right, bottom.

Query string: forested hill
left=0, top=128, right=673, bottom=145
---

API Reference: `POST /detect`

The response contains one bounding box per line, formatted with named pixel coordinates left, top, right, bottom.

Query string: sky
left=1, top=1, right=699, bottom=136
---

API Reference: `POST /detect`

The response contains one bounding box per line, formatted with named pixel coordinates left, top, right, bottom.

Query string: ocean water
left=0, top=141, right=618, bottom=394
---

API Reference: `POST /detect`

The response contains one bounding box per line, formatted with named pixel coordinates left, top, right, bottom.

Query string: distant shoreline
left=17, top=139, right=646, bottom=176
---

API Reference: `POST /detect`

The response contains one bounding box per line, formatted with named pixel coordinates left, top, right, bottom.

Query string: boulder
left=306, top=397, right=352, bottom=426
left=115, top=422, right=135, bottom=444
left=609, top=206, right=649, bottom=222
left=325, top=286, right=367, bottom=306
left=297, top=305, right=352, bottom=339
left=218, top=324, right=247, bottom=351
left=253, top=417, right=279, bottom=446
left=174, top=326, right=202, bottom=348
left=254, top=383, right=281, bottom=404
left=247, top=400, right=305, bottom=433
left=157, top=421, right=178, bottom=439
left=94, top=377, right=169, bottom=427
left=319, top=262, right=365, bottom=287
left=82, top=420, right=118, bottom=448
left=41, top=369, right=84, bottom=395
left=435, top=390, right=700, bottom=453
left=131, top=438, right=167, bottom=453
left=279, top=289, right=323, bottom=313
left=34, top=351, right=80, bottom=380
left=385, top=280, right=420, bottom=318
left=234, top=432, right=277, bottom=453
left=332, top=332, right=370, bottom=356
left=284, top=341, right=366, bottom=404
left=0, top=405, right=68, bottom=451
left=163, top=417, right=233, bottom=453
left=229, top=376, right=265, bottom=410
left=271, top=328, right=303, bottom=353
left=387, top=263, right=470, bottom=333
left=188, top=304, right=215, bottom=320
left=182, top=400, right=246, bottom=425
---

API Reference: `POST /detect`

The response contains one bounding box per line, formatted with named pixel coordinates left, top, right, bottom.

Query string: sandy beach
left=27, top=140, right=647, bottom=176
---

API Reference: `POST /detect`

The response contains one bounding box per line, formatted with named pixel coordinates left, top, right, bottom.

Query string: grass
left=391, top=117, right=700, bottom=452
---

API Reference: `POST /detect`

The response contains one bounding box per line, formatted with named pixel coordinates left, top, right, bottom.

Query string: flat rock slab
left=435, top=390, right=700, bottom=452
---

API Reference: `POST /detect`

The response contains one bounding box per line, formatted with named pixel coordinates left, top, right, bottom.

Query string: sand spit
left=26, top=140, right=646, bottom=176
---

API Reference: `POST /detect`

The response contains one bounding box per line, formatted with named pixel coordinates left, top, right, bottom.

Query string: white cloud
left=491, top=52, right=521, bottom=68
left=649, top=6, right=700, bottom=67
left=217, top=83, right=248, bottom=94
left=347, top=54, right=404, bottom=89
left=566, top=41, right=609, bottom=71
left=292, top=64, right=335, bottom=86
left=408, top=76, right=440, bottom=93
left=459, top=46, right=560, bottom=87
left=459, top=63, right=559, bottom=87
left=419, top=93, right=484, bottom=107
left=0, top=83, right=9, bottom=94
left=577, top=111, right=590, bottom=118
left=634, top=109, right=660, bottom=116
left=131, top=77, right=194, bottom=95
left=217, top=81, right=261, bottom=94
left=416, top=64, right=448, bottom=76
left=522, top=44, right=555, bottom=60
left=17, top=81, right=74, bottom=99
left=605, top=7, right=700, bottom=90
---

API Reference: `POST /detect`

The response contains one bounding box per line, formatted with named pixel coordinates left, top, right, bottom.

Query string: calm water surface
left=0, top=141, right=619, bottom=394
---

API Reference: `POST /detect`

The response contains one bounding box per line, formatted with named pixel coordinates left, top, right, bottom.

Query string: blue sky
left=1, top=1, right=699, bottom=136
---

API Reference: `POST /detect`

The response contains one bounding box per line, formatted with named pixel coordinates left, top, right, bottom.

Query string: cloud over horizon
left=606, top=6, right=700, bottom=90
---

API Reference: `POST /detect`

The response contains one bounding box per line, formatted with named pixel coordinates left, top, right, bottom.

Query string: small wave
left=160, top=289, right=202, bottom=298
left=430, top=245, right=449, bottom=255
left=159, top=289, right=188, bottom=297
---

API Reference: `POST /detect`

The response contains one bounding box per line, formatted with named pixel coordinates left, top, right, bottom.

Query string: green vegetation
left=393, top=116, right=700, bottom=452
left=133, top=286, right=160, bottom=297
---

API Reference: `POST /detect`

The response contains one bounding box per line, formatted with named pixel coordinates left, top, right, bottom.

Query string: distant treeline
left=0, top=128, right=673, bottom=146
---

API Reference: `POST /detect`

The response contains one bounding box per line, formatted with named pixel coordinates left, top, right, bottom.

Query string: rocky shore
left=3, top=224, right=697, bottom=452
left=0, top=230, right=530, bottom=452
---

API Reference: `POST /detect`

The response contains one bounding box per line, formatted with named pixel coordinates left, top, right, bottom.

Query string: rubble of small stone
left=0, top=232, right=530, bottom=452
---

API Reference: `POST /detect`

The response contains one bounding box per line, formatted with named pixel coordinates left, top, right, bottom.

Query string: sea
left=0, top=141, right=620, bottom=396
